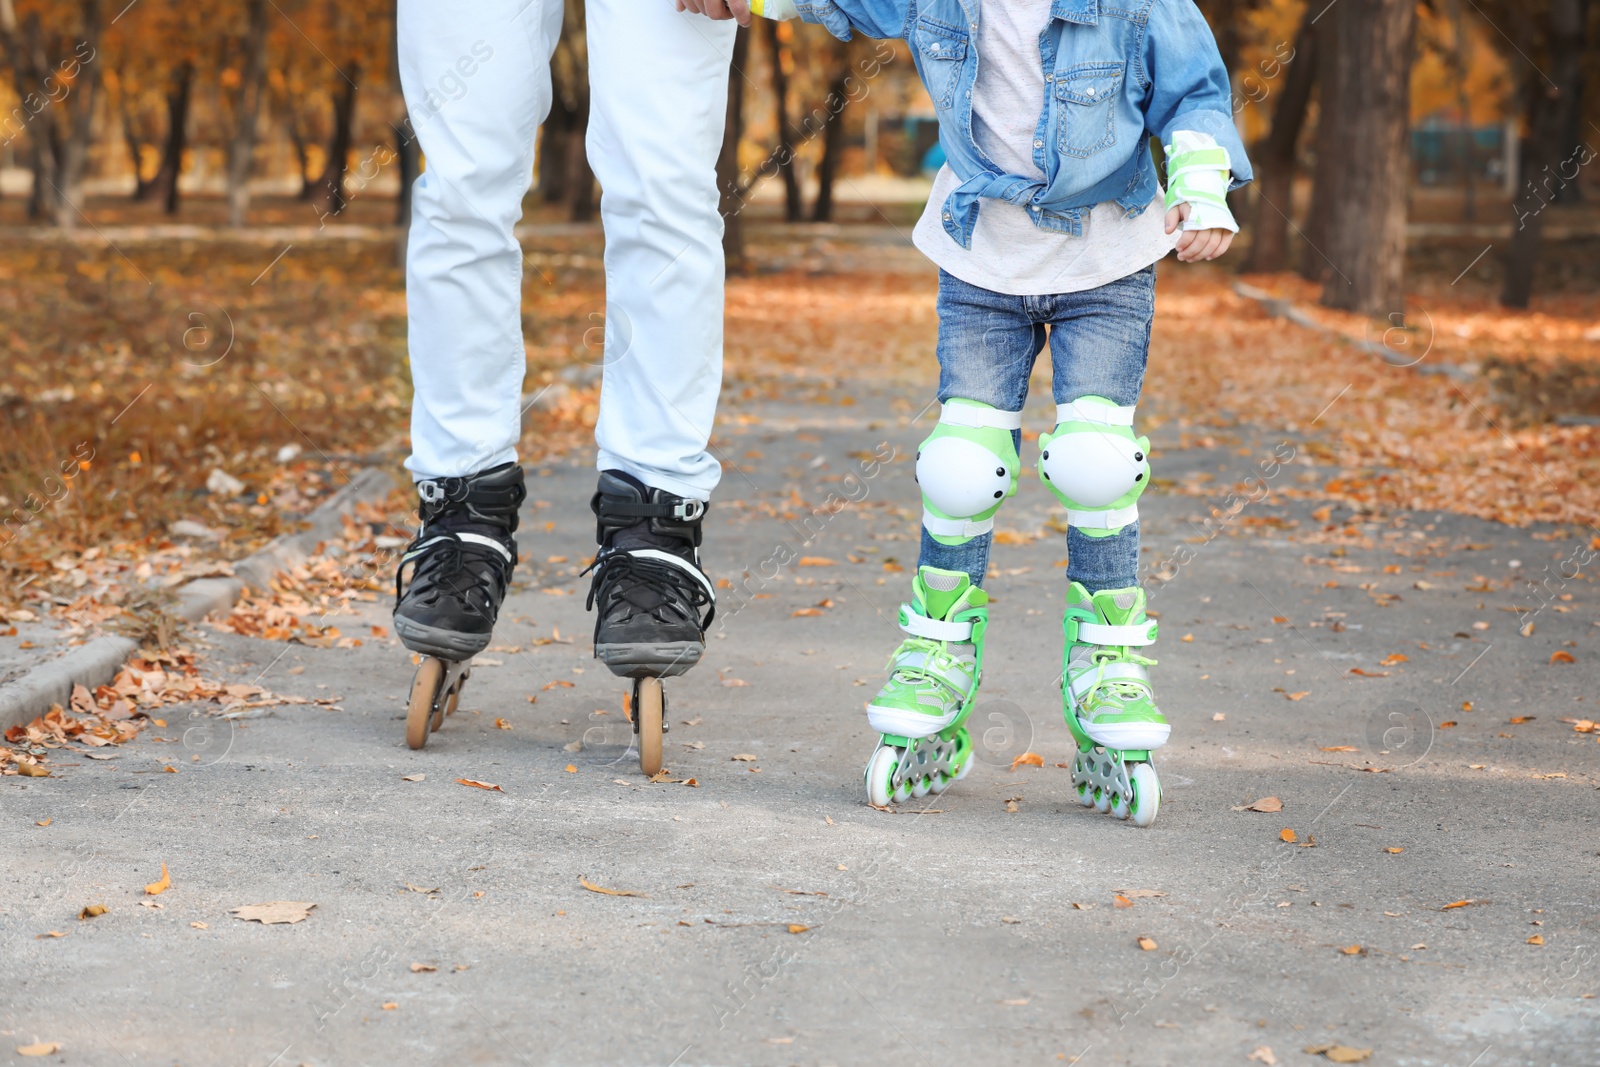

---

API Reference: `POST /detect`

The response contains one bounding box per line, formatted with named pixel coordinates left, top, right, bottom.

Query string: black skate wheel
left=635, top=677, right=664, bottom=777
left=406, top=657, right=446, bottom=750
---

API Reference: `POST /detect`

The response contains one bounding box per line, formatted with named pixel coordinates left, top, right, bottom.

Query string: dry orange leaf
left=35, top=818, right=51, bottom=827
left=1384, top=847, right=1404, bottom=854
left=410, top=962, right=438, bottom=973
left=1319, top=745, right=1358, bottom=752
left=791, top=608, right=823, bottom=617
left=1550, top=650, right=1576, bottom=664
left=1240, top=796, right=1283, bottom=813
left=381, top=1002, right=398, bottom=1010
left=1010, top=752, right=1044, bottom=770
left=1279, top=828, right=1298, bottom=843
left=1137, top=936, right=1158, bottom=951
left=796, top=557, right=836, bottom=567
left=144, top=862, right=171, bottom=896
left=1527, top=934, right=1545, bottom=945
left=1112, top=894, right=1133, bottom=908
left=1508, top=716, right=1535, bottom=724
left=787, top=924, right=810, bottom=934
left=1440, top=899, right=1477, bottom=910
left=1305, top=1045, right=1373, bottom=1062
left=1380, top=652, right=1409, bottom=666
left=16, top=1042, right=62, bottom=1057
left=565, top=764, right=577, bottom=773
left=456, top=778, right=503, bottom=791
left=78, top=904, right=107, bottom=920
left=542, top=680, right=575, bottom=690
left=1339, top=944, right=1364, bottom=955
left=579, top=876, right=647, bottom=898
left=36, top=930, right=67, bottom=939
left=231, top=901, right=316, bottom=924
left=1348, top=668, right=1389, bottom=678
left=1284, top=691, right=1310, bottom=701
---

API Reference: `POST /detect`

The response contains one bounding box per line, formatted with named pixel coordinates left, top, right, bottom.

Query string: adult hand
left=1164, top=202, right=1234, bottom=262
left=674, top=0, right=753, bottom=26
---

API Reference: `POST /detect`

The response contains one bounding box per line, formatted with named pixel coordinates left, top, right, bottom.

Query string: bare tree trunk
left=1501, top=0, right=1590, bottom=307
left=49, top=0, right=103, bottom=228
left=388, top=7, right=418, bottom=230
left=311, top=62, right=360, bottom=219
left=0, top=7, right=60, bottom=220
left=811, top=39, right=851, bottom=223
left=1243, top=16, right=1316, bottom=272
left=1299, top=18, right=1339, bottom=282
left=764, top=20, right=802, bottom=222
left=1317, top=0, right=1416, bottom=316
left=1447, top=0, right=1475, bottom=222
left=118, top=90, right=156, bottom=199
left=226, top=0, right=269, bottom=227
left=283, top=86, right=317, bottom=200
left=152, top=60, right=194, bottom=215
left=539, top=90, right=573, bottom=204
left=717, top=26, right=750, bottom=273
left=566, top=86, right=595, bottom=223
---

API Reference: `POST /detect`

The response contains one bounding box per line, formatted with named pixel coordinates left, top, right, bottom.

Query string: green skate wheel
left=1128, top=763, right=1160, bottom=828
left=865, top=745, right=898, bottom=807
left=1093, top=786, right=1112, bottom=814
left=1075, top=780, right=1094, bottom=807
left=1110, top=787, right=1131, bottom=820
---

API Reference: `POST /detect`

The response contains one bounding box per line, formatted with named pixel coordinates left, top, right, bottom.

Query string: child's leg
left=1039, top=264, right=1166, bottom=826
left=861, top=271, right=1042, bottom=806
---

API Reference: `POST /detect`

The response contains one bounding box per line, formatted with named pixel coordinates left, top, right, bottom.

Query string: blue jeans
left=918, top=265, right=1155, bottom=593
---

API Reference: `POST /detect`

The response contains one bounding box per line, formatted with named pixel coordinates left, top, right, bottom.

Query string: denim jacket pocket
left=914, top=18, right=970, bottom=111
left=1054, top=62, right=1124, bottom=159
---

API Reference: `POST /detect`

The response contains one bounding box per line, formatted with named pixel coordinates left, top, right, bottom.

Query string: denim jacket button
left=1033, top=139, right=1043, bottom=148
left=1045, top=73, right=1054, bottom=82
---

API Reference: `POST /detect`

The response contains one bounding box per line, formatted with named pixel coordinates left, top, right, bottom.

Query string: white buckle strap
left=940, top=403, right=1023, bottom=430
left=1068, top=660, right=1151, bottom=700
left=922, top=509, right=995, bottom=539
left=623, top=548, right=718, bottom=601
left=899, top=605, right=973, bottom=642
left=1066, top=503, right=1139, bottom=530
left=1076, top=620, right=1157, bottom=646
left=1055, top=400, right=1135, bottom=427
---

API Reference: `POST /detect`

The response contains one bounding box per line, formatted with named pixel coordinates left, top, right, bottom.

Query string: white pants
left=398, top=0, right=735, bottom=500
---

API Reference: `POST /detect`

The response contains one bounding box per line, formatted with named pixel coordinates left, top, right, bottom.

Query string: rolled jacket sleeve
left=1141, top=0, right=1253, bottom=189
left=794, top=0, right=911, bottom=40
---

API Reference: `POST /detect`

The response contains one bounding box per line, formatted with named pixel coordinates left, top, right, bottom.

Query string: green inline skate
left=862, top=566, right=988, bottom=806
left=1062, top=582, right=1167, bottom=827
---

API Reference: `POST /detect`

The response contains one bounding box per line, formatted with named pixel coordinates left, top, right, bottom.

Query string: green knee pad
left=915, top=399, right=1021, bottom=547
left=1037, top=395, right=1149, bottom=537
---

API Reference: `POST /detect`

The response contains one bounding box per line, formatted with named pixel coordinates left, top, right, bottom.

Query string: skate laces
left=395, top=530, right=511, bottom=609
left=584, top=551, right=716, bottom=630
left=887, top=637, right=973, bottom=702
left=1085, top=645, right=1157, bottom=701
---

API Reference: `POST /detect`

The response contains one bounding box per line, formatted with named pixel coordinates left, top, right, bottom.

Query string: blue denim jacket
left=794, top=0, right=1252, bottom=246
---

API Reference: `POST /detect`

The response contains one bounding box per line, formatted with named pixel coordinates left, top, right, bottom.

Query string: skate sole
left=393, top=616, right=493, bottom=660
left=866, top=703, right=960, bottom=739
left=595, top=641, right=703, bottom=679
left=1080, top=720, right=1171, bottom=751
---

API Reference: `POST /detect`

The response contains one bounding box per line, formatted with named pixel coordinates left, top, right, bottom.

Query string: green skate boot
left=1062, top=583, right=1167, bottom=826
left=862, top=566, right=989, bottom=806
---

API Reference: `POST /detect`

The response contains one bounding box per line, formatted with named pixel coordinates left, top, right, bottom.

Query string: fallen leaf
left=1340, top=944, right=1365, bottom=956
left=231, top=901, right=316, bottom=924
left=190, top=921, right=208, bottom=929
left=579, top=876, right=647, bottom=898
left=138, top=900, right=163, bottom=910
left=1284, top=691, right=1310, bottom=701
left=35, top=818, right=50, bottom=827
left=1280, top=828, right=1297, bottom=843
left=730, top=753, right=758, bottom=762
left=787, top=924, right=809, bottom=934
left=381, top=1002, right=398, bottom=1010
left=565, top=764, right=577, bottom=773
left=1440, top=899, right=1477, bottom=910
left=1384, top=847, right=1404, bottom=854
left=1319, top=745, right=1358, bottom=752
left=493, top=718, right=512, bottom=730
left=790, top=608, right=823, bottom=617
left=144, top=862, right=171, bottom=896
left=1348, top=668, right=1389, bottom=677
left=78, top=904, right=107, bottom=920
left=1211, top=712, right=1226, bottom=721
left=1115, top=889, right=1168, bottom=898
left=542, top=680, right=575, bottom=690
left=455, top=778, right=503, bottom=792
left=1247, top=1047, right=1277, bottom=1066
left=1304, top=1045, right=1372, bottom=1063
left=1527, top=934, right=1544, bottom=945
left=15, top=1042, right=61, bottom=1057
left=163, top=765, right=178, bottom=773
left=797, top=557, right=836, bottom=567
left=410, top=962, right=438, bottom=972
left=17, top=763, right=50, bottom=777
left=1509, top=716, right=1535, bottom=724
left=36, top=930, right=67, bottom=939
left=1137, top=936, right=1158, bottom=951
left=1379, top=653, right=1409, bottom=666
left=401, top=773, right=425, bottom=782
left=1113, top=894, right=1134, bottom=908
left=1234, top=796, right=1282, bottom=813
left=1010, top=751, right=1044, bottom=770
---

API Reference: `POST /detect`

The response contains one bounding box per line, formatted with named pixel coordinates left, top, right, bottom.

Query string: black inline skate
left=393, top=461, right=525, bottom=749
left=584, top=470, right=716, bottom=774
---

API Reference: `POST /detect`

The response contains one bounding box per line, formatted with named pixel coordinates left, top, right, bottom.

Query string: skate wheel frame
left=1071, top=747, right=1161, bottom=827
left=633, top=677, right=665, bottom=777
left=405, top=657, right=470, bottom=751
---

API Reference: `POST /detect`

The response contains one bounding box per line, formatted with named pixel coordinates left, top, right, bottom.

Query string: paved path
left=5, top=377, right=1598, bottom=1066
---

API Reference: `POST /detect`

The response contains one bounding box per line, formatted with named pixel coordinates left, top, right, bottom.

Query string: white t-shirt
left=911, top=0, right=1178, bottom=296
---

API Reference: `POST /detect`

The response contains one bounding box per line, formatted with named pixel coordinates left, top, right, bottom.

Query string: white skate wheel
left=865, top=746, right=898, bottom=807
left=1128, top=763, right=1160, bottom=828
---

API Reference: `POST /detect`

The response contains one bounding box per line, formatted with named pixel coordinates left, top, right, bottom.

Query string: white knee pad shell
left=1037, top=396, right=1149, bottom=534
left=916, top=399, right=1021, bottom=546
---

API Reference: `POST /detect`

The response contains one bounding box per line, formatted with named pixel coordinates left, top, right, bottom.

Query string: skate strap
left=896, top=649, right=974, bottom=692
left=596, top=497, right=707, bottom=522
left=1066, top=503, right=1140, bottom=530
left=922, top=509, right=995, bottom=539
left=940, top=403, right=1023, bottom=431
left=899, top=606, right=972, bottom=642
left=1068, top=660, right=1150, bottom=700
left=1055, top=400, right=1135, bottom=427
left=1076, top=620, right=1157, bottom=646
left=618, top=548, right=718, bottom=601
left=404, top=532, right=512, bottom=564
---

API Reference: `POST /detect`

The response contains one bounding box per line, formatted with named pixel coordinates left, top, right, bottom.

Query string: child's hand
left=674, top=0, right=753, bottom=27
left=1164, top=203, right=1233, bottom=262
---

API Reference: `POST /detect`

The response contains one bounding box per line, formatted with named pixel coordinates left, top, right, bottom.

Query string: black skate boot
left=393, top=461, right=526, bottom=660
left=584, top=470, right=716, bottom=679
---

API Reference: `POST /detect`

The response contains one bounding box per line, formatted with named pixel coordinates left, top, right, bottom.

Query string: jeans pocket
left=1054, top=62, right=1123, bottom=159
left=914, top=18, right=970, bottom=111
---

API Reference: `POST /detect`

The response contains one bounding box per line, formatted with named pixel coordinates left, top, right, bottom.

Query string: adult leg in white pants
left=583, top=1, right=733, bottom=680
left=391, top=0, right=559, bottom=660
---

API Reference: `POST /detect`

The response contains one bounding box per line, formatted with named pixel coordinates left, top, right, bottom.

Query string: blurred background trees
left=0, top=0, right=1595, bottom=311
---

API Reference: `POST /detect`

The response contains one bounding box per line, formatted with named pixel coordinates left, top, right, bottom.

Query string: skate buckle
left=671, top=499, right=705, bottom=522
left=417, top=480, right=447, bottom=506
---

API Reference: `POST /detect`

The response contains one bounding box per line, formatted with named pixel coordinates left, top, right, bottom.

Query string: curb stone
left=0, top=467, right=396, bottom=735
